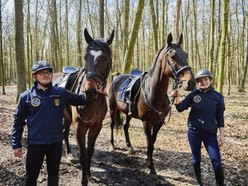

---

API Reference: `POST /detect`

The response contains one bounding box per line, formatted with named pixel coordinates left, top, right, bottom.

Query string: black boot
left=193, top=163, right=203, bottom=186
left=214, top=168, right=224, bottom=186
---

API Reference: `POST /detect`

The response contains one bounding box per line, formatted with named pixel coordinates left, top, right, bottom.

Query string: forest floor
left=0, top=85, right=247, bottom=186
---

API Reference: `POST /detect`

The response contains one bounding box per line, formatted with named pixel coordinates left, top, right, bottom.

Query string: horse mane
left=148, top=48, right=163, bottom=75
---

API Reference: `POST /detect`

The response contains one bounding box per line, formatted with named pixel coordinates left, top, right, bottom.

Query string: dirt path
left=0, top=85, right=247, bottom=186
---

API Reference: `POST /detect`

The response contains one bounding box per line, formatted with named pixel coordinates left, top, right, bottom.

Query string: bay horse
left=64, top=28, right=114, bottom=185
left=108, top=33, right=195, bottom=175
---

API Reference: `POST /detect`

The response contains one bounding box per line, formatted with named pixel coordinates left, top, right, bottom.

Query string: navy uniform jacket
left=12, top=82, right=88, bottom=149
left=175, top=88, right=225, bottom=133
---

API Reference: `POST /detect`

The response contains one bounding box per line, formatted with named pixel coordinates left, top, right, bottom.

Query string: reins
left=141, top=75, right=171, bottom=124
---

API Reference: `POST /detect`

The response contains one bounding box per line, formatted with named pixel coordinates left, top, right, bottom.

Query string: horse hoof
left=87, top=171, right=92, bottom=177
left=128, top=147, right=135, bottom=155
left=109, top=145, right=115, bottom=152
left=149, top=170, right=157, bottom=178
left=81, top=181, right=88, bottom=186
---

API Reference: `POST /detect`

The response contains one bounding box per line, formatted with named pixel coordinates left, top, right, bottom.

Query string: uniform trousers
left=188, top=128, right=222, bottom=170
left=24, top=141, right=62, bottom=186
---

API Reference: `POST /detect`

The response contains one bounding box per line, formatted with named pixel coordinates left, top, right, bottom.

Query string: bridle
left=164, top=46, right=191, bottom=87
left=85, top=52, right=112, bottom=91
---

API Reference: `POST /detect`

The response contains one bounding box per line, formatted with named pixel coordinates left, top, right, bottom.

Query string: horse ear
left=84, top=28, right=93, bottom=44
left=107, top=29, right=115, bottom=45
left=167, top=33, right=173, bottom=46
left=177, top=33, right=183, bottom=46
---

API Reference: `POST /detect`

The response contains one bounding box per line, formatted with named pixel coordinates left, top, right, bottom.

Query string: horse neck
left=144, top=56, right=170, bottom=106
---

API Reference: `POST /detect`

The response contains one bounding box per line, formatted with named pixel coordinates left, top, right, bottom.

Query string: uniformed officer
left=12, top=61, right=97, bottom=186
left=171, top=69, right=225, bottom=186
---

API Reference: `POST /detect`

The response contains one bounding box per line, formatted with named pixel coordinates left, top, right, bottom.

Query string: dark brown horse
left=108, top=33, right=195, bottom=175
left=64, top=28, right=114, bottom=185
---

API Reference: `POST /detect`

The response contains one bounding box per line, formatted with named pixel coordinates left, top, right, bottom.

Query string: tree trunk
left=239, top=11, right=248, bottom=92
left=77, top=0, right=83, bottom=66
left=209, top=0, right=215, bottom=72
left=26, top=0, right=31, bottom=88
left=193, top=0, right=201, bottom=69
left=65, top=0, right=69, bottom=66
left=122, top=0, right=145, bottom=74
left=122, top=0, right=130, bottom=59
left=14, top=0, right=26, bottom=101
left=217, top=0, right=229, bottom=93
left=99, top=0, right=104, bottom=38
left=175, top=0, right=181, bottom=39
left=0, top=0, right=5, bottom=94
left=149, top=0, right=158, bottom=53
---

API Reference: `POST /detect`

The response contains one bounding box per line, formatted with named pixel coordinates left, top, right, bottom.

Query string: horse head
left=83, top=28, right=114, bottom=93
left=162, top=33, right=196, bottom=91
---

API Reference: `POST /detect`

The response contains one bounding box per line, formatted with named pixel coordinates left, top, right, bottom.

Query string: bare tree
left=14, top=0, right=26, bottom=100
left=209, top=0, right=215, bottom=72
left=0, top=0, right=6, bottom=94
left=239, top=11, right=248, bottom=92
left=149, top=0, right=158, bottom=53
left=122, top=0, right=145, bottom=73
left=99, top=0, right=104, bottom=37
left=175, top=0, right=181, bottom=39
left=77, top=0, right=83, bottom=66
left=217, top=0, right=229, bottom=93
left=122, top=0, right=130, bottom=58
left=26, top=0, right=31, bottom=88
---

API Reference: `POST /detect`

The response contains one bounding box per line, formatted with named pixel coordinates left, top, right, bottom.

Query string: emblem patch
left=53, top=99, right=60, bottom=106
left=193, top=95, right=201, bottom=103
left=31, top=98, right=41, bottom=107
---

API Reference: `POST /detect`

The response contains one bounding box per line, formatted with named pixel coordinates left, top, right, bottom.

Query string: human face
left=33, top=69, right=53, bottom=85
left=197, top=76, right=211, bottom=90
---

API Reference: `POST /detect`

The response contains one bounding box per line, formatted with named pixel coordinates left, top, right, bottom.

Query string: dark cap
left=32, top=61, right=53, bottom=74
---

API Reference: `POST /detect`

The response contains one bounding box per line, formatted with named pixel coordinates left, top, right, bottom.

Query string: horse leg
left=76, top=123, right=88, bottom=186
left=86, top=123, right=102, bottom=177
left=110, top=107, right=117, bottom=151
left=123, top=115, right=135, bottom=154
left=151, top=121, right=163, bottom=144
left=63, top=109, right=76, bottom=162
left=143, top=122, right=156, bottom=175
left=63, top=119, right=71, bottom=154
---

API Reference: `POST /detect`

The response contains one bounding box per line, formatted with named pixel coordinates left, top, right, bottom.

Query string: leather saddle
left=118, top=69, right=147, bottom=105
left=53, top=66, right=83, bottom=91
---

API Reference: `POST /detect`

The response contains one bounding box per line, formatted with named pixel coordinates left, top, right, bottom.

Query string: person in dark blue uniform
left=171, top=69, right=225, bottom=186
left=12, top=61, right=97, bottom=186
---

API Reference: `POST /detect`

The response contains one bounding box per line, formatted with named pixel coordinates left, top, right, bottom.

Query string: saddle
left=118, top=70, right=147, bottom=112
left=53, top=66, right=84, bottom=92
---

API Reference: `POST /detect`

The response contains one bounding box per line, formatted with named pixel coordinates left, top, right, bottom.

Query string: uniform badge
left=31, top=98, right=41, bottom=107
left=193, top=95, right=201, bottom=103
left=53, top=99, right=60, bottom=106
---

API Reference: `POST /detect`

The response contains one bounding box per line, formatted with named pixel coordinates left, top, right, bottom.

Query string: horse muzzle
left=183, top=79, right=196, bottom=91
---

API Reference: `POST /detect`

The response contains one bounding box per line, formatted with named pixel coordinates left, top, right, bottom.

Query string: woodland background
left=0, top=1, right=247, bottom=185
left=0, top=0, right=247, bottom=97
